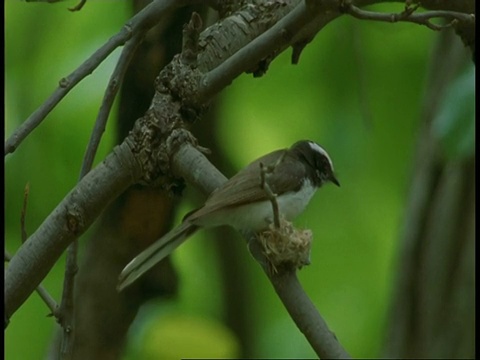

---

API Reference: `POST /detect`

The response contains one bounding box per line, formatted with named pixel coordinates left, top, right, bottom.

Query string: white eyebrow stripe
left=308, top=141, right=334, bottom=170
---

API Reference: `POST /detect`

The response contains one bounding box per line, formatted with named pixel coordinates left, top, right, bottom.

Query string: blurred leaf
left=136, top=314, right=240, bottom=360
left=433, top=65, right=475, bottom=160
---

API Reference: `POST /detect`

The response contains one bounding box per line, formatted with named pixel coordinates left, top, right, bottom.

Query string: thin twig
left=15, top=183, right=58, bottom=315
left=21, top=183, right=30, bottom=243
left=259, top=152, right=286, bottom=229
left=343, top=2, right=475, bottom=31
left=3, top=28, right=132, bottom=156
left=4, top=0, right=209, bottom=156
left=57, top=241, right=78, bottom=359
left=18, top=182, right=60, bottom=318
left=259, top=162, right=281, bottom=229
left=80, top=32, right=145, bottom=176
left=16, top=185, right=58, bottom=315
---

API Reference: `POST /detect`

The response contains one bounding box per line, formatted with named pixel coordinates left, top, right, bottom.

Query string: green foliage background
left=5, top=1, right=449, bottom=359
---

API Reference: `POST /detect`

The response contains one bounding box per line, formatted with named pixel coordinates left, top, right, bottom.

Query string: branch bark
left=4, top=0, right=213, bottom=156
left=5, top=140, right=142, bottom=322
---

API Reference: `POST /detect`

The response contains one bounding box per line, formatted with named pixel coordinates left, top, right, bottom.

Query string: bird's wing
left=187, top=149, right=306, bottom=221
left=118, top=222, right=198, bottom=291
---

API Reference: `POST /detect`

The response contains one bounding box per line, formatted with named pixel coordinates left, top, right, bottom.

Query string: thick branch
left=4, top=140, right=142, bottom=321
left=198, top=0, right=337, bottom=101
left=4, top=251, right=58, bottom=318
left=4, top=0, right=212, bottom=156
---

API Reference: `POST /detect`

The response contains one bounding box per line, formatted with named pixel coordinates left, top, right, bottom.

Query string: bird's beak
left=330, top=173, right=340, bottom=187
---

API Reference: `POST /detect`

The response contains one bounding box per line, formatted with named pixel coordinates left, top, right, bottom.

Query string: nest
left=257, top=217, right=313, bottom=273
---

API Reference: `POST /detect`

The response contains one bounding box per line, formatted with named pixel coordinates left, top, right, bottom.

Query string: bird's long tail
left=117, top=222, right=199, bottom=291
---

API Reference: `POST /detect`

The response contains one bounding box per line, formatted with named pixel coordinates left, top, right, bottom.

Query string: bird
left=118, top=140, right=339, bottom=291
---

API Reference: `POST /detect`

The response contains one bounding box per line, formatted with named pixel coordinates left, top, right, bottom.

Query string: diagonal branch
left=343, top=2, right=475, bottom=31
left=198, top=0, right=338, bottom=101
left=4, top=251, right=58, bottom=322
left=80, top=32, right=145, bottom=176
left=4, top=0, right=214, bottom=156
left=5, top=140, right=142, bottom=323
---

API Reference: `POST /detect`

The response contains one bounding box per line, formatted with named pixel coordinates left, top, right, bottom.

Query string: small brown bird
left=118, top=140, right=339, bottom=291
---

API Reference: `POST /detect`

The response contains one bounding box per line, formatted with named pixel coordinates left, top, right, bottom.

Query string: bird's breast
left=194, top=180, right=317, bottom=232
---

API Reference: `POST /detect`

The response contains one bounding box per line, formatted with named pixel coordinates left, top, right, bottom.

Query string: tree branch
left=56, top=240, right=78, bottom=360
left=197, top=0, right=336, bottom=101
left=5, top=140, right=142, bottom=321
left=343, top=2, right=474, bottom=31
left=260, top=157, right=286, bottom=229
left=80, top=32, right=145, bottom=177
left=4, top=0, right=214, bottom=156
left=11, top=182, right=60, bottom=319
left=20, top=183, right=30, bottom=243
left=4, top=251, right=58, bottom=322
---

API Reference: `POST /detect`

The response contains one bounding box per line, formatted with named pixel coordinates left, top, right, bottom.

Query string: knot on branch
left=129, top=113, right=196, bottom=196
left=151, top=12, right=210, bottom=125
left=155, top=55, right=206, bottom=123
left=65, top=203, right=85, bottom=235
left=129, top=11, right=210, bottom=193
left=181, top=12, right=203, bottom=66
